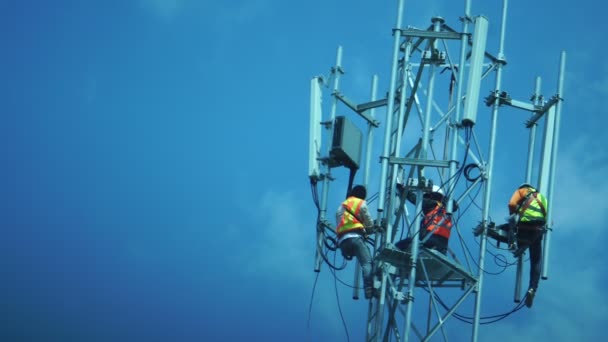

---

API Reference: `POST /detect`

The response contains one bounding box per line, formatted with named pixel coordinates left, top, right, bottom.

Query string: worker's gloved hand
left=373, top=224, right=385, bottom=234
left=364, top=225, right=384, bottom=235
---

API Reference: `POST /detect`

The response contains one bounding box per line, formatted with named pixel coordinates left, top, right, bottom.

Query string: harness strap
left=518, top=191, right=546, bottom=218
left=342, top=203, right=364, bottom=226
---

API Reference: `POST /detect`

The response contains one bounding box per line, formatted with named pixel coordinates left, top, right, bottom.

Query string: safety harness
left=513, top=190, right=547, bottom=245
left=517, top=189, right=547, bottom=224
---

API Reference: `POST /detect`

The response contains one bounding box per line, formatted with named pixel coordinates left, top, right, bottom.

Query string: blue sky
left=1, top=0, right=606, bottom=341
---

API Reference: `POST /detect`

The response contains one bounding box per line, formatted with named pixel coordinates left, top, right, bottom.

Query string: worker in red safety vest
left=336, top=185, right=378, bottom=299
left=395, top=185, right=457, bottom=255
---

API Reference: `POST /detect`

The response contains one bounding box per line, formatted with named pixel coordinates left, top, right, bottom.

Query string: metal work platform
left=376, top=246, right=477, bottom=288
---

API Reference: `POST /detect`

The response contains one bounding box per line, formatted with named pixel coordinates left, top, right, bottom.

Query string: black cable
left=460, top=235, right=508, bottom=276
left=311, top=179, right=349, bottom=270
left=320, top=241, right=347, bottom=271
left=346, top=167, right=357, bottom=199
left=420, top=285, right=528, bottom=325
left=367, top=191, right=379, bottom=204
left=454, top=181, right=483, bottom=222
left=307, top=271, right=320, bottom=331
left=472, top=231, right=528, bottom=267
left=463, top=163, right=481, bottom=182
left=399, top=213, right=406, bottom=241
left=387, top=124, right=473, bottom=246
left=333, top=251, right=350, bottom=342
left=448, top=127, right=513, bottom=275
left=449, top=126, right=473, bottom=197
left=324, top=234, right=339, bottom=251
left=326, top=244, right=366, bottom=288
left=386, top=127, right=472, bottom=246
left=329, top=267, right=360, bottom=289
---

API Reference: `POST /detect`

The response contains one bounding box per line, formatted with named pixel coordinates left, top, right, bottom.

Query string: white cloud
left=242, top=190, right=311, bottom=274
left=551, top=136, right=608, bottom=234
left=478, top=249, right=607, bottom=341
left=474, top=132, right=608, bottom=341
left=243, top=189, right=371, bottom=339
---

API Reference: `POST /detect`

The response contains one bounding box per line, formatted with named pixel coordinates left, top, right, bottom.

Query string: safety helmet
left=518, top=183, right=534, bottom=189
left=424, top=185, right=444, bottom=200
left=431, top=185, right=444, bottom=195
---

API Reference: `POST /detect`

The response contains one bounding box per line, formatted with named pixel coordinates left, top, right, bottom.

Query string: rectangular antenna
left=461, top=16, right=489, bottom=126
left=309, top=77, right=323, bottom=178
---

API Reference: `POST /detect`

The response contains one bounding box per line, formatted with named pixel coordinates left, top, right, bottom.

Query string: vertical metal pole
left=371, top=0, right=405, bottom=339
left=537, top=101, right=554, bottom=281
left=377, top=0, right=405, bottom=246
left=472, top=1, right=507, bottom=341
left=386, top=40, right=412, bottom=247
left=538, top=107, right=553, bottom=197
left=364, top=76, right=379, bottom=189
left=542, top=51, right=566, bottom=279
left=446, top=0, right=471, bottom=212
left=526, top=77, right=541, bottom=183
left=354, top=75, right=379, bottom=300
left=403, top=17, right=441, bottom=342
left=315, top=47, right=343, bottom=272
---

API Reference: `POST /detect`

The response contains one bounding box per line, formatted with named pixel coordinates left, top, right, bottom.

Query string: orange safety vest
left=422, top=203, right=453, bottom=239
left=336, top=197, right=365, bottom=238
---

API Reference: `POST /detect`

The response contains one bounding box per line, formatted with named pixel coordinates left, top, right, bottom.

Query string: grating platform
left=376, top=246, right=477, bottom=288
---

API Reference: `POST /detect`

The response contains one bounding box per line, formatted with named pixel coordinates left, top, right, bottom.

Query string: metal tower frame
left=308, top=0, right=565, bottom=341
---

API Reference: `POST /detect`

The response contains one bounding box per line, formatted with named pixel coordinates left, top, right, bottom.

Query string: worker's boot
left=364, top=287, right=374, bottom=299
left=364, top=278, right=374, bottom=299
left=525, top=288, right=536, bottom=308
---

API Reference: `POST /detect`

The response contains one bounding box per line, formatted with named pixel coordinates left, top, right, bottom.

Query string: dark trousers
left=519, top=226, right=544, bottom=290
left=497, top=223, right=544, bottom=290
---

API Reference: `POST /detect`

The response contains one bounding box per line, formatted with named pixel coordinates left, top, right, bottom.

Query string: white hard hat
left=431, top=185, right=444, bottom=195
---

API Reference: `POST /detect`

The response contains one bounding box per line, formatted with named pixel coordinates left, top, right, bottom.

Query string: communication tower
left=308, top=0, right=565, bottom=341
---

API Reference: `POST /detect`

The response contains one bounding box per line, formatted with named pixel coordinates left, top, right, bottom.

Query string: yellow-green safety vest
left=519, top=188, right=548, bottom=223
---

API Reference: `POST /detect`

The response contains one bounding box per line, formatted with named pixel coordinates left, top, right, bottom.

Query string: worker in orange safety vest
left=336, top=185, right=378, bottom=299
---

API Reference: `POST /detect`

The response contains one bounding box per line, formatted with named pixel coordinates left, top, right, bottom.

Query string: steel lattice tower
left=308, top=0, right=565, bottom=341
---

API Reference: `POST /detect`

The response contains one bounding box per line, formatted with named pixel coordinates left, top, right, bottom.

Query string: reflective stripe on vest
left=519, top=189, right=547, bottom=223
left=422, top=203, right=453, bottom=239
left=337, top=197, right=365, bottom=237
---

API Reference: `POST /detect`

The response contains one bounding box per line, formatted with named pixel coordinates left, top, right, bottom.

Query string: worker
left=336, top=185, right=378, bottom=299
left=496, top=183, right=548, bottom=308
left=395, top=185, right=456, bottom=255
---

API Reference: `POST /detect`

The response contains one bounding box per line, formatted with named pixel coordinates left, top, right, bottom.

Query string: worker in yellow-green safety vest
left=496, top=183, right=548, bottom=309
left=336, top=185, right=379, bottom=299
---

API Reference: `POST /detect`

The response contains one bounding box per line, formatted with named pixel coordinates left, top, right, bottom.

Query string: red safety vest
left=336, top=197, right=365, bottom=238
left=422, top=203, right=453, bottom=239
